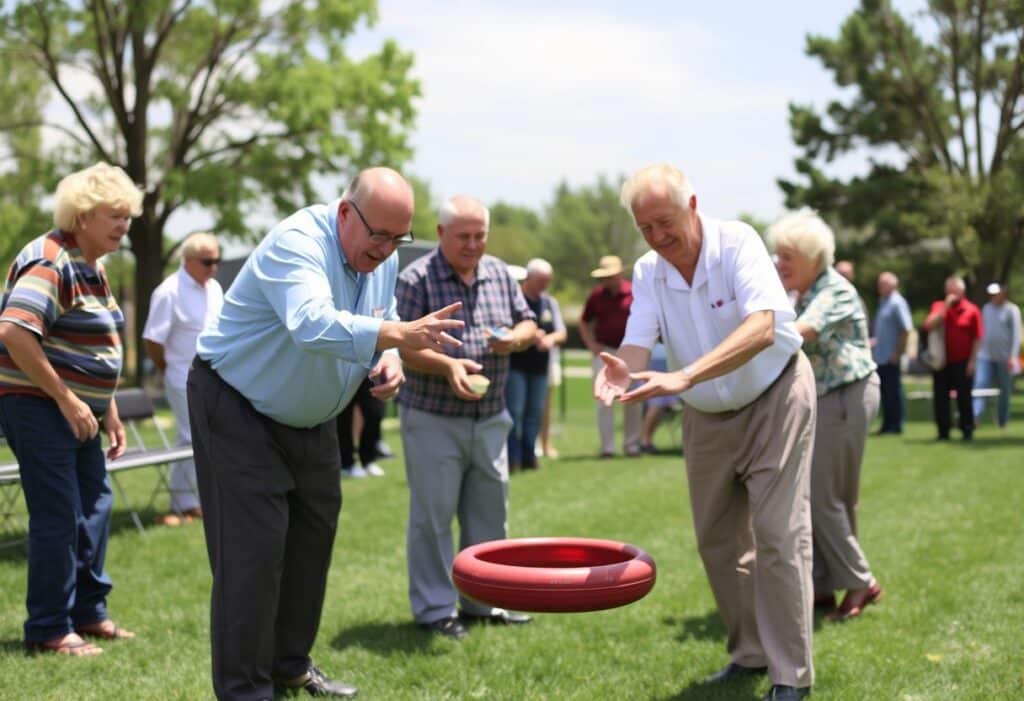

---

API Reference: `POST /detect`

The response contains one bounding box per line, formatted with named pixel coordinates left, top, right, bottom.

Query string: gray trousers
left=165, top=379, right=200, bottom=512
left=188, top=359, right=342, bottom=701
left=400, top=405, right=512, bottom=623
left=811, top=373, right=880, bottom=593
left=682, top=353, right=816, bottom=688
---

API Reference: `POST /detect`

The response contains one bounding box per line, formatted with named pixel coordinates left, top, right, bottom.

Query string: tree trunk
left=129, top=200, right=165, bottom=386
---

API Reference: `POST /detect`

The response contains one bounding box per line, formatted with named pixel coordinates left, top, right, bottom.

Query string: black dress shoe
left=459, top=609, right=532, bottom=625
left=762, top=684, right=811, bottom=700
left=275, top=665, right=358, bottom=698
left=701, top=662, right=768, bottom=684
left=418, top=616, right=467, bottom=639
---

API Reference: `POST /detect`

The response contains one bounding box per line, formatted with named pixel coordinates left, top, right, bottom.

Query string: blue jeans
left=0, top=394, right=113, bottom=642
left=876, top=363, right=904, bottom=432
left=973, top=359, right=1012, bottom=427
left=505, top=370, right=548, bottom=467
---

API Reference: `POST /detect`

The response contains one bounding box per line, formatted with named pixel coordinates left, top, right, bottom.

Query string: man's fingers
left=438, top=332, right=462, bottom=347
left=438, top=319, right=465, bottom=330
left=433, top=302, right=463, bottom=318
left=598, top=351, right=618, bottom=365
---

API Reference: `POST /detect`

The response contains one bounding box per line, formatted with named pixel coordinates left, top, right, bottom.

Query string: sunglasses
left=197, top=258, right=221, bottom=267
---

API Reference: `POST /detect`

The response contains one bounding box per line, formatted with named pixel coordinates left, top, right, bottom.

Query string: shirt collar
left=653, top=212, right=717, bottom=290
left=327, top=197, right=360, bottom=283
left=177, top=265, right=205, bottom=291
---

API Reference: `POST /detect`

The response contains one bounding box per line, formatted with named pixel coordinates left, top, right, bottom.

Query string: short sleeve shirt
left=622, top=215, right=803, bottom=413
left=871, top=291, right=912, bottom=365
left=143, top=267, right=224, bottom=388
left=0, top=230, right=124, bottom=415
left=795, top=267, right=876, bottom=395
left=396, top=251, right=536, bottom=418
left=581, top=281, right=632, bottom=347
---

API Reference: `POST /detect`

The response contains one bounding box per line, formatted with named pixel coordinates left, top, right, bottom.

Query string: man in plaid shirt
left=396, top=195, right=537, bottom=639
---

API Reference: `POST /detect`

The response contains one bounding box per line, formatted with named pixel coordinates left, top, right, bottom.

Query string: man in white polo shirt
left=143, top=232, right=224, bottom=525
left=594, top=164, right=815, bottom=701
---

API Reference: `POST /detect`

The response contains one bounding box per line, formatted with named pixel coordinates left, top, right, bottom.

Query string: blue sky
left=338, top=0, right=875, bottom=221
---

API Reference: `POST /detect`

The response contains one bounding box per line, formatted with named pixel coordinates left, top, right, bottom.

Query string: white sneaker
left=341, top=465, right=368, bottom=478
left=365, top=462, right=385, bottom=477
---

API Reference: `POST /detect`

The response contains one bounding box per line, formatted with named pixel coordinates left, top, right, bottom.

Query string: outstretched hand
left=593, top=352, right=631, bottom=407
left=404, top=302, right=465, bottom=351
left=618, top=369, right=691, bottom=404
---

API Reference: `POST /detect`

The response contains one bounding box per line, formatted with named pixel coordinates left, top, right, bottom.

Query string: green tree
left=540, top=176, right=646, bottom=300
left=781, top=0, right=1024, bottom=300
left=486, top=202, right=543, bottom=266
left=0, top=47, right=51, bottom=264
left=0, top=0, right=419, bottom=380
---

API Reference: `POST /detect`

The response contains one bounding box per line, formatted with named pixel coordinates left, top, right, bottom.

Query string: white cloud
left=367, top=0, right=797, bottom=216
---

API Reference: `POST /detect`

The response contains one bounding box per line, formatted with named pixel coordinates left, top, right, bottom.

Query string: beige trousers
left=681, top=352, right=816, bottom=688
left=591, top=349, right=643, bottom=455
left=811, top=373, right=880, bottom=593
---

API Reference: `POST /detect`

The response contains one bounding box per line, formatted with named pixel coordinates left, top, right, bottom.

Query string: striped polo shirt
left=0, top=230, right=124, bottom=415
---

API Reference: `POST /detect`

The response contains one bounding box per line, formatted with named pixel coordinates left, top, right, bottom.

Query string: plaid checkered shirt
left=396, top=250, right=535, bottom=418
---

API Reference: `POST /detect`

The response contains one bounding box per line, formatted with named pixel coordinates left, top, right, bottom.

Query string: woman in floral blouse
left=768, top=208, right=882, bottom=622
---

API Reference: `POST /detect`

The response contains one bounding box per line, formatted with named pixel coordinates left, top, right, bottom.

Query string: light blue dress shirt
left=197, top=199, right=399, bottom=428
left=871, top=291, right=912, bottom=365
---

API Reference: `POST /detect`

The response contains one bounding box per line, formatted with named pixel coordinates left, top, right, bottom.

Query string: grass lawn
left=1, top=373, right=1023, bottom=700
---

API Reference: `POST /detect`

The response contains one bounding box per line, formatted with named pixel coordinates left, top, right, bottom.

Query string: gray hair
left=765, top=207, right=836, bottom=273
left=439, top=196, right=490, bottom=229
left=619, top=163, right=696, bottom=221
left=526, top=258, right=553, bottom=276
left=182, top=232, right=219, bottom=258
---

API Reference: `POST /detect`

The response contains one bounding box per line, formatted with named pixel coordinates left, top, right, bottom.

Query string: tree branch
left=27, top=2, right=113, bottom=161
left=972, top=0, right=987, bottom=178
left=989, top=26, right=1024, bottom=174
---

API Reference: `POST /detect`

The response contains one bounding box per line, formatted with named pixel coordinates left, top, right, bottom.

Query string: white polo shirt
left=143, top=267, right=224, bottom=388
left=622, top=215, right=802, bottom=413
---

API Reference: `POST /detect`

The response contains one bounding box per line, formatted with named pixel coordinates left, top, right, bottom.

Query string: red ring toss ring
left=452, top=537, right=657, bottom=613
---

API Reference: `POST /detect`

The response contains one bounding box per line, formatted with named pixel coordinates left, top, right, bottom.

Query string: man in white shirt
left=143, top=232, right=224, bottom=524
left=973, top=282, right=1022, bottom=428
left=595, top=164, right=815, bottom=701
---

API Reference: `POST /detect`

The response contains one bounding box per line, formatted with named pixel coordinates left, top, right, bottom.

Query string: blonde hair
left=620, top=163, right=696, bottom=220
left=53, top=162, right=144, bottom=231
left=765, top=207, right=836, bottom=273
left=182, top=232, right=219, bottom=259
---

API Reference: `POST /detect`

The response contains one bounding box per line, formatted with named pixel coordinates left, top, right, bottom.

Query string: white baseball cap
left=986, top=282, right=1002, bottom=295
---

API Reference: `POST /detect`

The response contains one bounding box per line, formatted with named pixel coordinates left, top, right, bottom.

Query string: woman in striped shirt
left=0, top=162, right=142, bottom=656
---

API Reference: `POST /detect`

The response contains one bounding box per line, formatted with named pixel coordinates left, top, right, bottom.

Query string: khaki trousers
left=681, top=352, right=816, bottom=688
left=591, top=350, right=643, bottom=454
left=811, top=373, right=880, bottom=593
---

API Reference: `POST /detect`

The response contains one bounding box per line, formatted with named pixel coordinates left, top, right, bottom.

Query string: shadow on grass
left=664, top=610, right=726, bottom=643
left=0, top=506, right=164, bottom=563
left=329, top=621, right=451, bottom=658
left=0, top=639, right=25, bottom=656
left=653, top=676, right=763, bottom=701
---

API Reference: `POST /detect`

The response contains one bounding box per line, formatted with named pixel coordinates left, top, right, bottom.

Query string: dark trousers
left=932, top=360, right=974, bottom=439
left=336, top=378, right=383, bottom=467
left=876, top=363, right=904, bottom=433
left=0, top=394, right=113, bottom=642
left=187, top=359, right=342, bottom=701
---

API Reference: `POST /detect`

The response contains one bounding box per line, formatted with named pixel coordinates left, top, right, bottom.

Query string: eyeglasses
left=198, top=258, right=221, bottom=267
left=348, top=200, right=414, bottom=247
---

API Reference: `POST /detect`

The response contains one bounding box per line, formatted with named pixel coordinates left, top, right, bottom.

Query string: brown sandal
left=76, top=620, right=136, bottom=640
left=25, top=634, right=103, bottom=656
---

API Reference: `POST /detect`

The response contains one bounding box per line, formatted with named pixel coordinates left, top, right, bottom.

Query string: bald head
left=337, top=166, right=414, bottom=274
left=877, top=271, right=899, bottom=297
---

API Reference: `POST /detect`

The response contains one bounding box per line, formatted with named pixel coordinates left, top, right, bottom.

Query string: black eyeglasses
left=198, top=258, right=221, bottom=267
left=348, top=200, right=414, bottom=247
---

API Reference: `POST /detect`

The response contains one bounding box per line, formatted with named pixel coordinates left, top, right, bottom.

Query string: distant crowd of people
left=1, top=161, right=1020, bottom=701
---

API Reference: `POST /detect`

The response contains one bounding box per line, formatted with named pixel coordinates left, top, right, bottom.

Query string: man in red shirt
left=923, top=276, right=983, bottom=440
left=579, top=255, right=642, bottom=457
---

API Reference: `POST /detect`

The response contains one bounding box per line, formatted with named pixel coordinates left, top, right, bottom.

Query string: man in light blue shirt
left=188, top=167, right=463, bottom=701
left=871, top=272, right=913, bottom=434
left=973, top=282, right=1022, bottom=428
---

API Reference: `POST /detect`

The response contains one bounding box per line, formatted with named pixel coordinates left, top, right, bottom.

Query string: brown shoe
left=829, top=581, right=883, bottom=621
